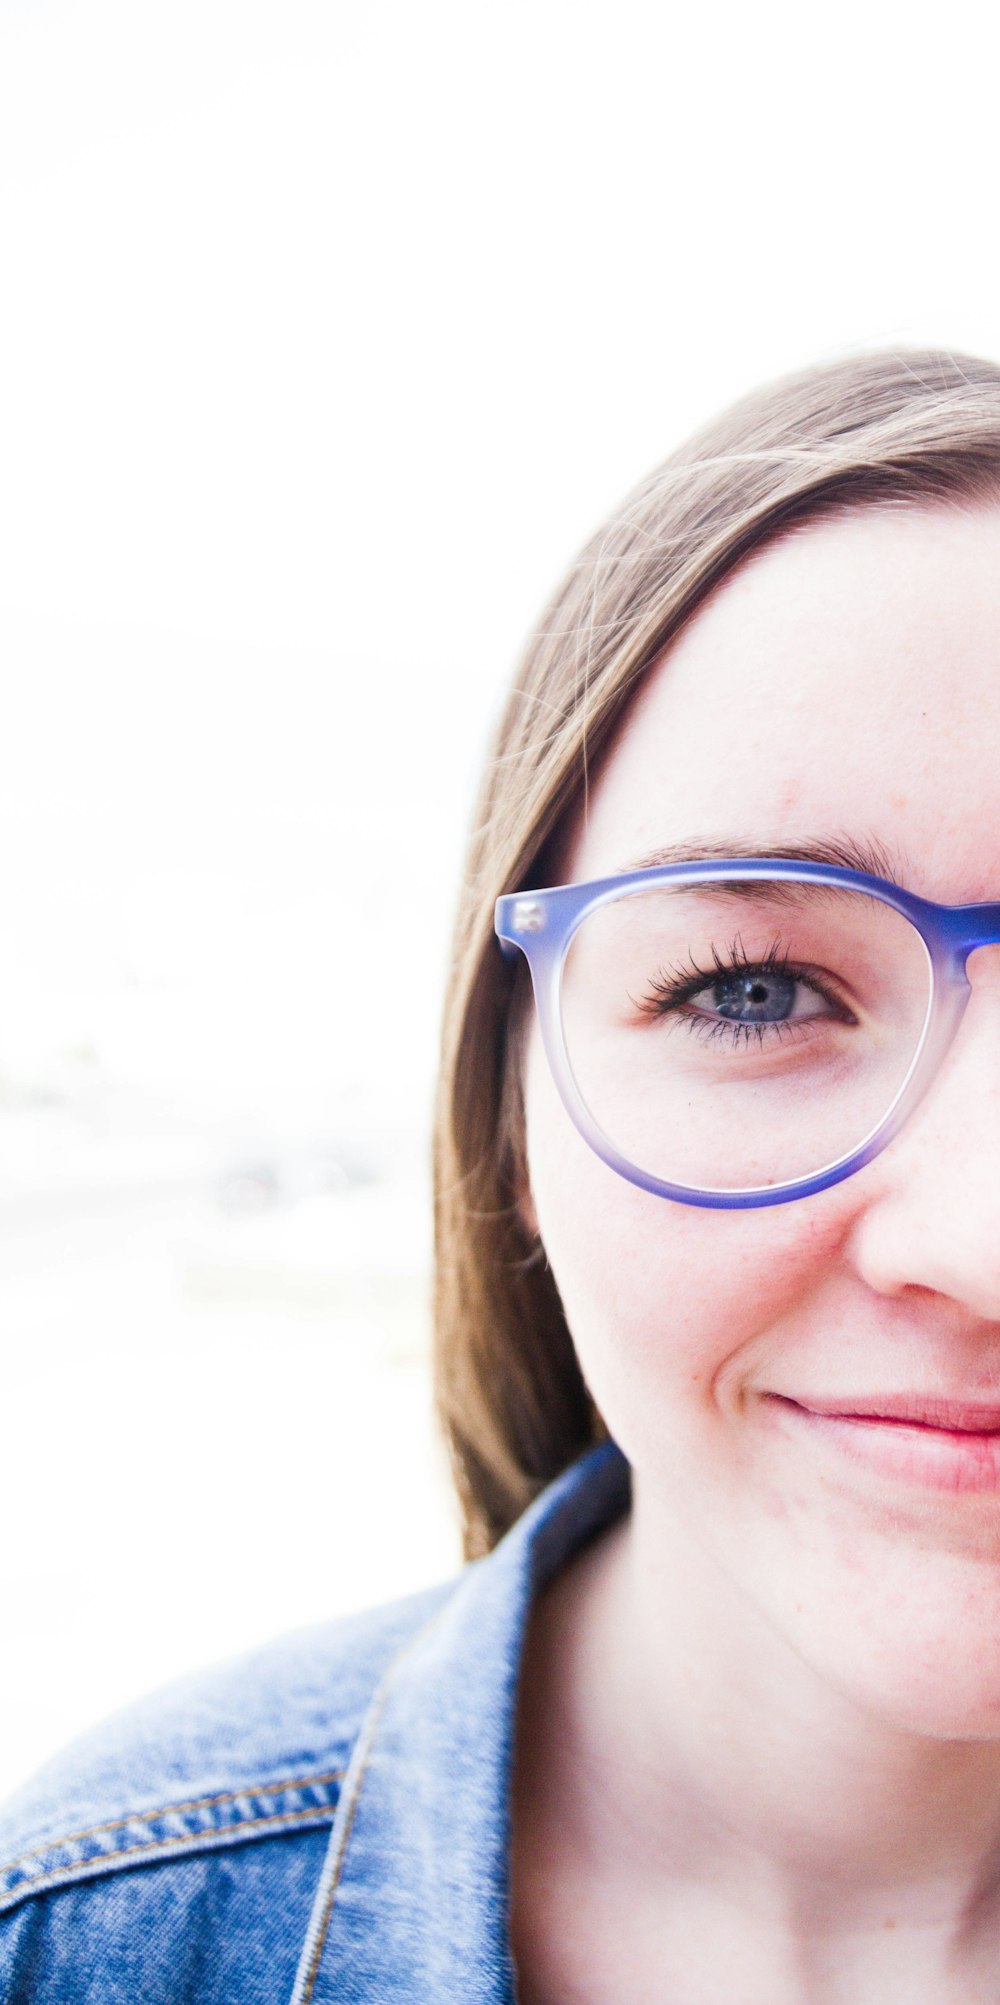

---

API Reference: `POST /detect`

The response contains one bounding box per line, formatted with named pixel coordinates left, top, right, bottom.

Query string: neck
left=520, top=1492, right=1000, bottom=1939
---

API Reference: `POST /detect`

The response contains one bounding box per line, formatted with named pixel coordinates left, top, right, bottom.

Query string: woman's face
left=523, top=501, right=1000, bottom=1737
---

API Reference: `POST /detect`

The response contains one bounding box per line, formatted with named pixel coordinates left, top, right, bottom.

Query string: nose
left=846, top=965, right=1000, bottom=1320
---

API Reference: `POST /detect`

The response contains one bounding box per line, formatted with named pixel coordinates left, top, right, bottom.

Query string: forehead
left=566, top=501, right=1000, bottom=904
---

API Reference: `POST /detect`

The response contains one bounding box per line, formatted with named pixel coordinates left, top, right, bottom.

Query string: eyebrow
left=616, top=833, right=908, bottom=886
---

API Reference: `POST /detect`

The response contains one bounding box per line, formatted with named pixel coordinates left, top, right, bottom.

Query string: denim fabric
left=0, top=1440, right=629, bottom=2003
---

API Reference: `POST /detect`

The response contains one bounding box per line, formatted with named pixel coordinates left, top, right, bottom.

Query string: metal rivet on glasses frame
left=513, top=899, right=545, bottom=933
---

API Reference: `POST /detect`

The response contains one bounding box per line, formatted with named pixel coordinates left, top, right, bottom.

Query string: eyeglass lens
left=559, top=879, right=933, bottom=1195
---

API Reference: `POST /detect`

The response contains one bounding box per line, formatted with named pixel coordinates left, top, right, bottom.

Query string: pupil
left=712, top=972, right=795, bottom=1022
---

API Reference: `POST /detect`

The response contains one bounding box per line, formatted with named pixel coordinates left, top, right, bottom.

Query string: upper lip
left=776, top=1393, right=1000, bottom=1434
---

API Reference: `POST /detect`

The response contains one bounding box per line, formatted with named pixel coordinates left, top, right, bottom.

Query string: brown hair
left=433, top=347, right=1000, bottom=1559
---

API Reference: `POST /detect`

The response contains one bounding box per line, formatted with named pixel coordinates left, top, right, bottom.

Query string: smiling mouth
left=779, top=1394, right=1000, bottom=1433
left=766, top=1393, right=1000, bottom=1492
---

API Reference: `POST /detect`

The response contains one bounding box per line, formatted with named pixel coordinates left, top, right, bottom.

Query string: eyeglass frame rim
left=494, top=857, right=1000, bottom=1210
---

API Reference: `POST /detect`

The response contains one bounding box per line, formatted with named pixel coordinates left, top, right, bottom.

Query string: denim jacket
left=0, top=1440, right=629, bottom=2003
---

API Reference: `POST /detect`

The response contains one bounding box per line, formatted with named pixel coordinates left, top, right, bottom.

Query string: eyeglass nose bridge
left=943, top=900, right=1000, bottom=955
left=927, top=900, right=1000, bottom=985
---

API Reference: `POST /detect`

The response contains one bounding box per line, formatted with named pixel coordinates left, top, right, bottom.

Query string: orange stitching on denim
left=0, top=1803, right=338, bottom=1911
left=0, top=1769, right=344, bottom=1880
left=297, top=1606, right=451, bottom=2005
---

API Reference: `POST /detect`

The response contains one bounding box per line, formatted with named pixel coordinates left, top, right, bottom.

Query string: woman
left=4, top=347, right=1000, bottom=2002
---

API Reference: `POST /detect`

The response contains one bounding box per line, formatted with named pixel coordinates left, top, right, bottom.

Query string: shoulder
left=0, top=1579, right=453, bottom=2004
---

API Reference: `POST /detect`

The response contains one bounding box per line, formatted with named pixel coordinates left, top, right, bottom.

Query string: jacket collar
left=292, top=1438, right=630, bottom=2005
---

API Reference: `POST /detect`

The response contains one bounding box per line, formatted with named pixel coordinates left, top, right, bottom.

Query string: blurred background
left=1, top=0, right=998, bottom=1797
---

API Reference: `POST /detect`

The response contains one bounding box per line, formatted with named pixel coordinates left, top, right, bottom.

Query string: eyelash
left=636, top=936, right=847, bottom=1048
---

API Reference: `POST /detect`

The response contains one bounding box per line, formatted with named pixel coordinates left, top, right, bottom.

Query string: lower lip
left=768, top=1397, right=1000, bottom=1494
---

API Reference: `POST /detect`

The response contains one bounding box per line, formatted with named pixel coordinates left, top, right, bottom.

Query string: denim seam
left=0, top=1802, right=340, bottom=1914
left=0, top=1767, right=346, bottom=1879
left=295, top=1605, right=453, bottom=2005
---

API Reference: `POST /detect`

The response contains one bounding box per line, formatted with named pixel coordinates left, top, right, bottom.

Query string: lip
left=766, top=1393, right=1000, bottom=1493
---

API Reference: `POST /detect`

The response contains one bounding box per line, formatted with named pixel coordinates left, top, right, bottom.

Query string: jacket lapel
left=290, top=1441, right=629, bottom=2005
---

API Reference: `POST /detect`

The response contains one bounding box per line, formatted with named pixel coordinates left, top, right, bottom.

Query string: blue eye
left=637, top=938, right=855, bottom=1049
left=704, top=969, right=800, bottom=1023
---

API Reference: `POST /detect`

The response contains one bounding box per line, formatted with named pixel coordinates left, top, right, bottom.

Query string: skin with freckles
left=510, top=503, right=1000, bottom=2005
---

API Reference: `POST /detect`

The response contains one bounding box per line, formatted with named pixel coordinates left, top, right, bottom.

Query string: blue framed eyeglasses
left=495, top=858, right=1000, bottom=1209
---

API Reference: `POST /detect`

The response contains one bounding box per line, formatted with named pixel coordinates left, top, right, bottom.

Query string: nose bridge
left=893, top=905, right=1000, bottom=1156
left=850, top=913, right=1000, bottom=1317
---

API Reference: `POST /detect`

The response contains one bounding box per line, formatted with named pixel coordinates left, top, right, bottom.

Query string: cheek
left=523, top=1030, right=850, bottom=1453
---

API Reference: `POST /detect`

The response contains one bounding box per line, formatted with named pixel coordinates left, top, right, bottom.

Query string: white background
left=1, top=0, right=998, bottom=1797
